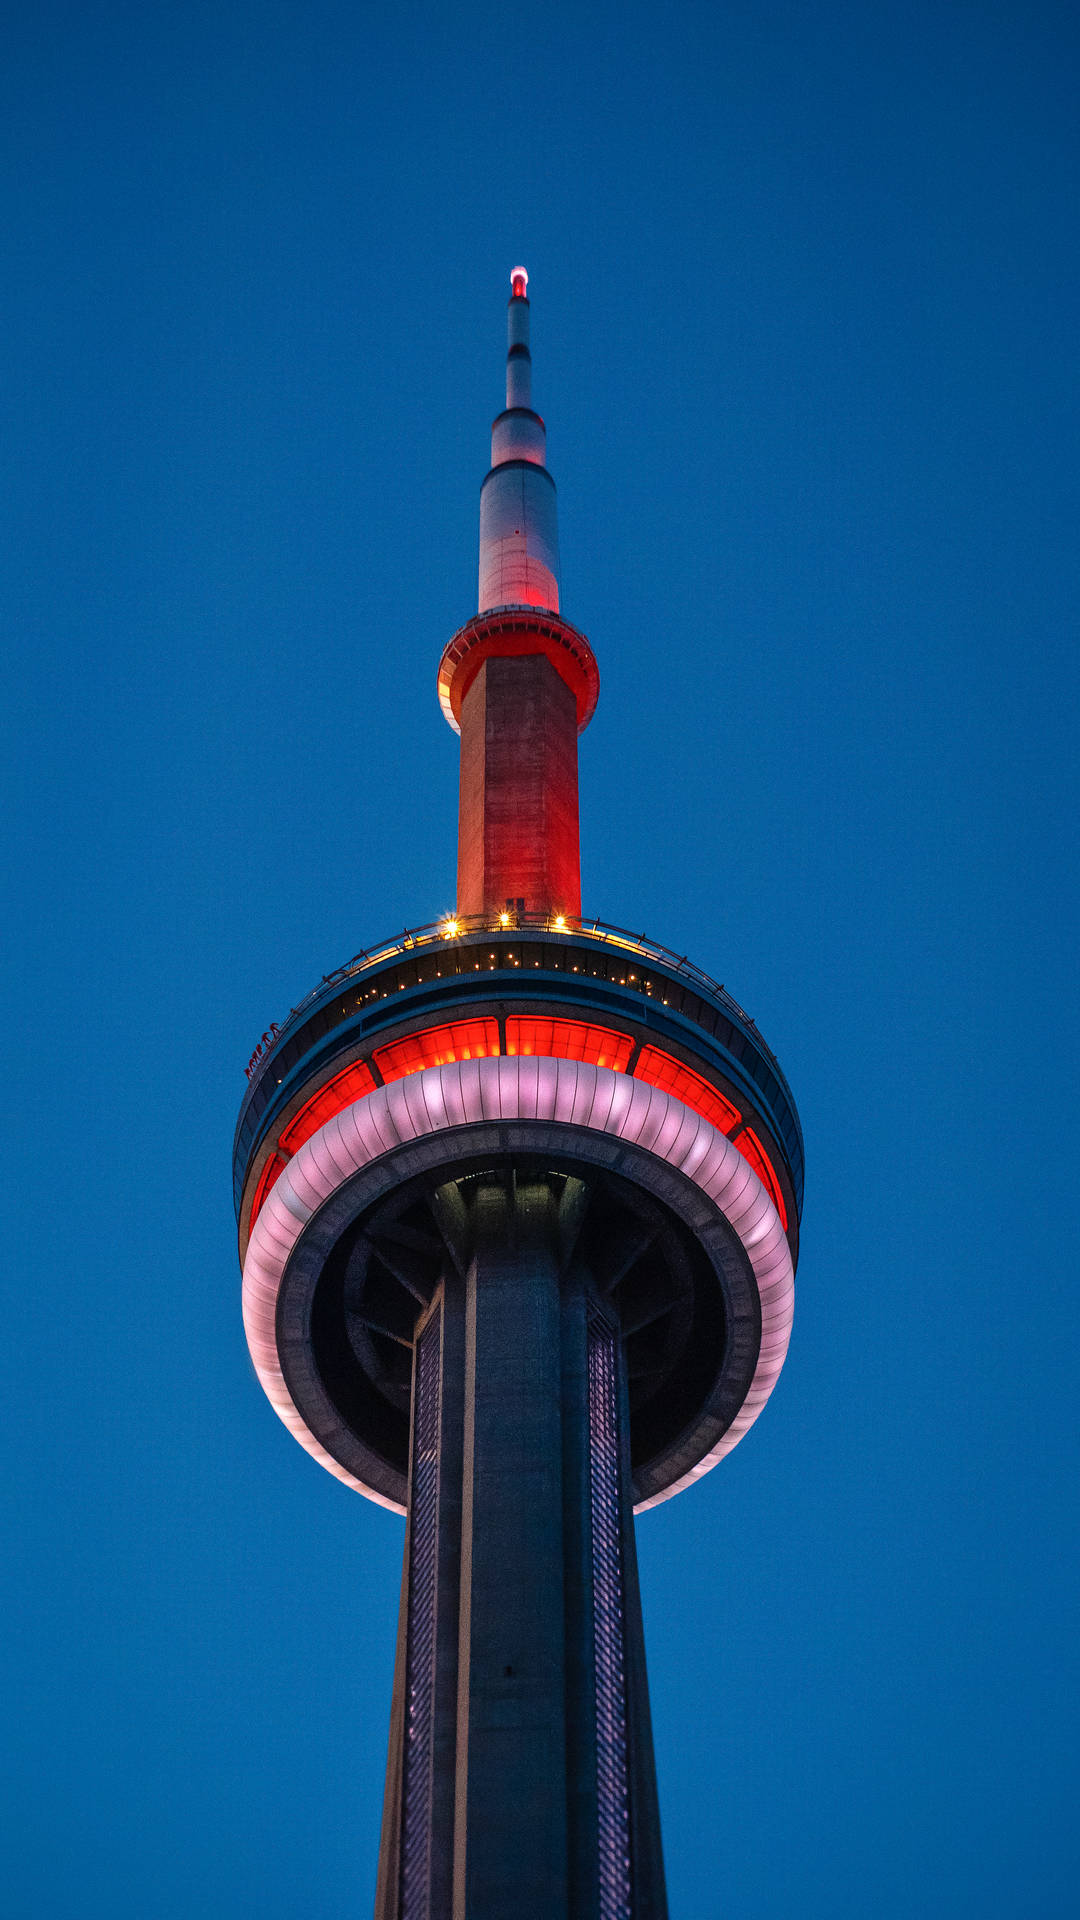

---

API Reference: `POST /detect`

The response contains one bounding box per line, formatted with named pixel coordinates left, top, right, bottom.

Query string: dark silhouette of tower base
left=233, top=270, right=802, bottom=1920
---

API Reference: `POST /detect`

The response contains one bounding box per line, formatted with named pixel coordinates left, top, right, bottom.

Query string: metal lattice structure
left=589, top=1313, right=633, bottom=1920
left=400, top=1309, right=442, bottom=1920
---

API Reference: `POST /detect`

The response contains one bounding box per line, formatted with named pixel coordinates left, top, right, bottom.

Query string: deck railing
left=243, top=913, right=782, bottom=1088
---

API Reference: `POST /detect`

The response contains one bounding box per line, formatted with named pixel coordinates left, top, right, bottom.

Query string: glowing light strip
left=249, top=1153, right=287, bottom=1226
left=634, top=1046, right=740, bottom=1134
left=588, top=1313, right=632, bottom=1919
left=733, top=1126, right=788, bottom=1231
left=374, top=1017, right=500, bottom=1084
left=506, top=1015, right=633, bottom=1072
left=400, top=1309, right=441, bottom=1920
left=280, top=1059, right=376, bottom=1153
left=242, top=1058, right=794, bottom=1512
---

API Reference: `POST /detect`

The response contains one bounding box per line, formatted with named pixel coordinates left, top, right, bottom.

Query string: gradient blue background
left=5, top=2, right=1078, bottom=1914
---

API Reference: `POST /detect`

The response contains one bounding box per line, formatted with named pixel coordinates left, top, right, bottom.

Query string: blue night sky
left=4, top=3, right=1078, bottom=1915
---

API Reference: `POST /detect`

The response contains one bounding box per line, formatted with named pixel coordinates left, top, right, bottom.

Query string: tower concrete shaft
left=456, top=649, right=581, bottom=919
left=374, top=1175, right=666, bottom=1920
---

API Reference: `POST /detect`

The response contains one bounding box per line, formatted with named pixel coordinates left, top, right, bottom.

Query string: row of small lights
left=340, top=970, right=661, bottom=1018
left=317, top=915, right=721, bottom=998
left=399, top=916, right=652, bottom=1001
left=340, top=958, right=660, bottom=999
left=441, top=912, right=568, bottom=937
left=255, top=917, right=675, bottom=1083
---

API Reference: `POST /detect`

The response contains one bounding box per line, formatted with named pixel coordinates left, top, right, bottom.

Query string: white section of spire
left=506, top=293, right=532, bottom=409
left=478, top=269, right=561, bottom=615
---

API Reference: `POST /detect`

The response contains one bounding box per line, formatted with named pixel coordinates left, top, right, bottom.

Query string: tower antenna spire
left=477, top=262, right=560, bottom=614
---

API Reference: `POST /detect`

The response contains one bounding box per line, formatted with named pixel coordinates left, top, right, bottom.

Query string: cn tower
left=234, top=269, right=803, bottom=1919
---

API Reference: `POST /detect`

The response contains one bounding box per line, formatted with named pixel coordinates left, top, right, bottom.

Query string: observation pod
left=234, top=271, right=803, bottom=1920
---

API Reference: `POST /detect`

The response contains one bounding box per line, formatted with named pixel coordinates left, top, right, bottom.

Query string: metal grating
left=400, top=1308, right=442, bottom=1920
left=588, top=1312, right=633, bottom=1920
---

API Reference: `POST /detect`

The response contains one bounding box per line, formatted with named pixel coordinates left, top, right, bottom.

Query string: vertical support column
left=588, top=1312, right=634, bottom=1920
left=613, top=1342, right=669, bottom=1920
left=564, top=1290, right=669, bottom=1920
left=399, top=1311, right=442, bottom=1916
left=454, top=1179, right=570, bottom=1916
left=374, top=1274, right=467, bottom=1920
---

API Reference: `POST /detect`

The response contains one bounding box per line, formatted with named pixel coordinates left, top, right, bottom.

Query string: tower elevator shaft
left=374, top=1173, right=668, bottom=1920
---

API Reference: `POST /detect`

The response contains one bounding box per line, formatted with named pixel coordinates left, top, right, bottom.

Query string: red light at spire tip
left=510, top=265, right=529, bottom=299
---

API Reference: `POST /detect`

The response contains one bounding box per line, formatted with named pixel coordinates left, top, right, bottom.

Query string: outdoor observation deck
left=233, top=914, right=804, bottom=1251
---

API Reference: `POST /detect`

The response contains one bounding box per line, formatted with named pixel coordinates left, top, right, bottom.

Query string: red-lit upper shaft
left=441, top=271, right=597, bottom=922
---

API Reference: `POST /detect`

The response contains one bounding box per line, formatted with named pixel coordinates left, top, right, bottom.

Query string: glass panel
left=505, top=1016, right=633, bottom=1072
left=278, top=1059, right=377, bottom=1153
left=633, top=1046, right=740, bottom=1135
left=374, top=1018, right=500, bottom=1083
left=734, top=1127, right=788, bottom=1231
left=249, top=1153, right=286, bottom=1227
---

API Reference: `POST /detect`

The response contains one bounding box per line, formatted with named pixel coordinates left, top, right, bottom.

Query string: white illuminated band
left=242, top=1056, right=794, bottom=1513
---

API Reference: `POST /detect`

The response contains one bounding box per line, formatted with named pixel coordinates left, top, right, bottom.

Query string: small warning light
left=510, top=266, right=529, bottom=299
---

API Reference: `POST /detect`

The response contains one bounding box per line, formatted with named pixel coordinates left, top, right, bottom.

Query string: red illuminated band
left=250, top=1152, right=288, bottom=1226
left=438, top=609, right=599, bottom=736
left=280, top=1059, right=376, bottom=1152
left=506, top=1016, right=632, bottom=1072
left=374, top=1018, right=499, bottom=1084
left=634, top=1046, right=740, bottom=1136
left=730, top=1127, right=787, bottom=1230
left=248, top=1020, right=790, bottom=1232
